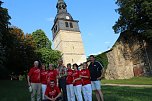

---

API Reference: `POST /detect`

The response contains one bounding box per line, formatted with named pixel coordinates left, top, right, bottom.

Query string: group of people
left=27, top=55, right=104, bottom=101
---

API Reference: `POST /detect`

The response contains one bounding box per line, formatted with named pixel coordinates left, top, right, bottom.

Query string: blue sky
left=3, top=0, right=120, bottom=56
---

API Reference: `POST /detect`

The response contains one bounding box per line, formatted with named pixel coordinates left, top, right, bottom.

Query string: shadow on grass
left=0, top=80, right=152, bottom=101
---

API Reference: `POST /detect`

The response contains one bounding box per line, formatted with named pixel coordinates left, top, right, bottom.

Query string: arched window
left=62, top=5, right=65, bottom=9
left=65, top=22, right=69, bottom=27
left=59, top=5, right=62, bottom=9
left=55, top=25, right=57, bottom=31
left=70, top=22, right=73, bottom=28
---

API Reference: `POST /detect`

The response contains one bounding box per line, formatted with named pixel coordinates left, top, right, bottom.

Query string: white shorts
left=91, top=81, right=101, bottom=90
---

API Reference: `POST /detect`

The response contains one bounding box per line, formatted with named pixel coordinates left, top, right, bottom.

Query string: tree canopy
left=32, top=29, right=61, bottom=67
left=95, top=52, right=108, bottom=69
left=113, top=0, right=152, bottom=39
left=32, top=29, right=52, bottom=49
left=0, top=1, right=11, bottom=78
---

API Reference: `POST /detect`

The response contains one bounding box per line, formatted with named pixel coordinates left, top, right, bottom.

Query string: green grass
left=102, top=86, right=152, bottom=101
left=102, top=77, right=152, bottom=85
left=0, top=80, right=152, bottom=101
left=0, top=80, right=30, bottom=101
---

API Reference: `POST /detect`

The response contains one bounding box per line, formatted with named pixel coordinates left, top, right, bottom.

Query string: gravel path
left=103, top=84, right=152, bottom=88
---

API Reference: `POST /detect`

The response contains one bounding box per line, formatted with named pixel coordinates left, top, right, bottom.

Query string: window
left=62, top=5, right=65, bottom=9
left=54, top=25, right=57, bottom=33
left=65, top=22, right=69, bottom=27
left=59, top=5, right=62, bottom=9
left=70, top=22, right=73, bottom=28
left=55, top=25, right=57, bottom=31
left=54, top=28, right=56, bottom=33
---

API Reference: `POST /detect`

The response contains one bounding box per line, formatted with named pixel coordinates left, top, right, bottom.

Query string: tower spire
left=54, top=0, right=73, bottom=22
left=56, top=0, right=67, bottom=13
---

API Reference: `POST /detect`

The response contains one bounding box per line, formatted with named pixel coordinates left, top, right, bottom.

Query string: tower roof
left=54, top=0, right=73, bottom=22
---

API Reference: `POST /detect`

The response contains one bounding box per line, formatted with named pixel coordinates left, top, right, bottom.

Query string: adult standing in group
left=88, top=55, right=104, bottom=101
left=66, top=63, right=75, bottom=101
left=47, top=64, right=58, bottom=85
left=27, top=61, right=41, bottom=101
left=80, top=62, right=92, bottom=101
left=73, top=63, right=83, bottom=101
left=40, top=64, right=48, bottom=101
left=57, top=59, right=67, bottom=101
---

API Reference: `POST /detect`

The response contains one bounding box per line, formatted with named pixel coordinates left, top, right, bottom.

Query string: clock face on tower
left=66, top=16, right=70, bottom=20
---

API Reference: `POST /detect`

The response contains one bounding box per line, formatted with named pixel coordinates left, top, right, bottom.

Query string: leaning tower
left=51, top=0, right=86, bottom=65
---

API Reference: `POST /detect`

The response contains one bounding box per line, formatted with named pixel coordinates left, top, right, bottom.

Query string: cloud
left=87, top=33, right=92, bottom=36
left=46, top=17, right=54, bottom=22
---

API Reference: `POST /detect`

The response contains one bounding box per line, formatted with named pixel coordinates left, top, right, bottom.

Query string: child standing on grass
left=80, top=62, right=92, bottom=101
left=66, top=63, right=75, bottom=101
left=40, top=64, right=48, bottom=101
left=73, top=63, right=83, bottom=101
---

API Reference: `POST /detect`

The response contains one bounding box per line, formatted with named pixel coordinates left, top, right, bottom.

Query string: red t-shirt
left=73, top=70, right=81, bottom=86
left=47, top=70, right=58, bottom=84
left=40, top=70, right=48, bottom=84
left=28, top=67, right=41, bottom=83
left=80, top=69, right=91, bottom=86
left=45, top=86, right=61, bottom=98
left=66, top=69, right=73, bottom=85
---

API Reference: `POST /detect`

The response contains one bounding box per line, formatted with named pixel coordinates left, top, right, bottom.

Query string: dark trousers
left=59, top=77, right=67, bottom=101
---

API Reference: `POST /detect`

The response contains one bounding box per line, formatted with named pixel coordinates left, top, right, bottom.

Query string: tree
left=113, top=0, right=152, bottom=40
left=36, top=48, right=61, bottom=66
left=94, top=52, right=108, bottom=78
left=24, top=33, right=38, bottom=69
left=3, top=26, right=38, bottom=76
left=95, top=52, right=108, bottom=69
left=0, top=1, right=11, bottom=78
left=32, top=29, right=61, bottom=67
left=32, top=29, right=52, bottom=49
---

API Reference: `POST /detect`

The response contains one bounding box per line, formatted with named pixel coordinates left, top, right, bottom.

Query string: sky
left=2, top=0, right=120, bottom=56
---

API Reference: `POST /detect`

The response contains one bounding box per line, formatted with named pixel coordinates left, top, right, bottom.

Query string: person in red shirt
left=27, top=61, right=41, bottom=101
left=66, top=63, right=75, bottom=101
left=80, top=62, right=92, bottom=101
left=47, top=64, right=58, bottom=85
left=41, top=64, right=48, bottom=101
left=73, top=63, right=83, bottom=101
left=45, top=80, right=62, bottom=101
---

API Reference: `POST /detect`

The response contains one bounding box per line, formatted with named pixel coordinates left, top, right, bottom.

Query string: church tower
left=52, top=0, right=86, bottom=65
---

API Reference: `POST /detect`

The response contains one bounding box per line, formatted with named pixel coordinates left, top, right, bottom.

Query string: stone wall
left=105, top=38, right=134, bottom=79
left=105, top=32, right=152, bottom=79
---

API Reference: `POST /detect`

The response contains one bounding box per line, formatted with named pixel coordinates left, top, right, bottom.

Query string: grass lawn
left=102, top=77, right=152, bottom=85
left=0, top=80, right=152, bottom=101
